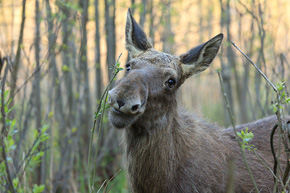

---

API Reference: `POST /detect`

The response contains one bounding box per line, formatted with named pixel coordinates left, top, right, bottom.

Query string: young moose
left=108, top=9, right=283, bottom=192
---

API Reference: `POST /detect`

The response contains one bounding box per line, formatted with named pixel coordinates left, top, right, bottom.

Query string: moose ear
left=125, top=8, right=152, bottom=58
left=180, top=33, right=223, bottom=78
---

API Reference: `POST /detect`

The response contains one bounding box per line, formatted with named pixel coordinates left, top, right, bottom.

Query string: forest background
left=0, top=0, right=290, bottom=192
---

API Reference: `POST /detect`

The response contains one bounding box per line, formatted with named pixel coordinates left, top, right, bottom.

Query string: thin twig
left=217, top=69, right=259, bottom=193
left=88, top=53, right=122, bottom=192
left=1, top=62, right=16, bottom=193
left=231, top=42, right=277, bottom=92
left=231, top=42, right=290, bottom=191
left=103, top=169, right=121, bottom=193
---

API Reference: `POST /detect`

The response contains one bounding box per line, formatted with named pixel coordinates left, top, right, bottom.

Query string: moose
left=108, top=9, right=285, bottom=192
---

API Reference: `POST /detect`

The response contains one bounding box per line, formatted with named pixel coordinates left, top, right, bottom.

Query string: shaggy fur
left=108, top=9, right=285, bottom=193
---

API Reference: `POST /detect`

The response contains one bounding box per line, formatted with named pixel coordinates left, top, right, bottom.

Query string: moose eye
left=166, top=78, right=176, bottom=88
left=126, top=65, right=131, bottom=72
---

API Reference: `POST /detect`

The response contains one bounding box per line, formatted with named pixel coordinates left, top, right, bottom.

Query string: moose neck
left=123, top=99, right=180, bottom=192
left=126, top=95, right=178, bottom=138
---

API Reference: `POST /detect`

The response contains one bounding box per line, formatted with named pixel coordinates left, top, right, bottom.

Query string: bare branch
left=231, top=41, right=277, bottom=92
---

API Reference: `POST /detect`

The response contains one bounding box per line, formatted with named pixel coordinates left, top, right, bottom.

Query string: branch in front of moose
left=87, top=53, right=123, bottom=193
left=231, top=41, right=290, bottom=191
left=217, top=68, right=259, bottom=193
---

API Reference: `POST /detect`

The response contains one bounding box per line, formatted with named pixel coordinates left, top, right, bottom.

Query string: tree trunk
left=149, top=0, right=155, bottom=46
left=225, top=0, right=247, bottom=123
left=9, top=0, right=26, bottom=118
left=161, top=0, right=174, bottom=54
left=34, top=0, right=44, bottom=185
left=139, top=0, right=147, bottom=28
left=79, top=0, right=92, bottom=161
left=126, top=0, right=136, bottom=63
left=105, top=0, right=116, bottom=81
left=219, top=0, right=233, bottom=126
left=95, top=0, right=102, bottom=103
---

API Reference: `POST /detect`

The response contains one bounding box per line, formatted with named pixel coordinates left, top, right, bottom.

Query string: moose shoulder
left=108, top=9, right=285, bottom=193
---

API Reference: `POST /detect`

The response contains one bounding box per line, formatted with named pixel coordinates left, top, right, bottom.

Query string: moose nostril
left=117, top=100, right=125, bottom=109
left=131, top=104, right=140, bottom=112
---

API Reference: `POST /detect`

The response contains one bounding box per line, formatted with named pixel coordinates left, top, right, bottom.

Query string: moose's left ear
left=125, top=8, right=152, bottom=58
left=180, top=33, right=223, bottom=78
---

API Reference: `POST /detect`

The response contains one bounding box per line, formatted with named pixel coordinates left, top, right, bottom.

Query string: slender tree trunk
left=9, top=0, right=26, bottom=117
left=149, top=0, right=155, bottom=46
left=162, top=0, right=174, bottom=54
left=139, top=0, right=147, bottom=28
left=46, top=0, right=61, bottom=191
left=95, top=0, right=102, bottom=103
left=34, top=0, right=43, bottom=185
left=126, top=0, right=136, bottom=63
left=105, top=0, right=116, bottom=81
left=207, top=0, right=213, bottom=38
left=225, top=0, right=247, bottom=123
left=198, top=0, right=204, bottom=42
left=219, top=0, right=233, bottom=126
left=79, top=0, right=92, bottom=161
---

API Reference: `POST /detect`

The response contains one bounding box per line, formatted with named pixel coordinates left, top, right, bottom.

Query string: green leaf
left=33, top=184, right=45, bottom=193
left=71, top=127, right=77, bottom=133
left=48, top=111, right=54, bottom=119
left=33, top=129, right=39, bottom=139
left=61, top=65, right=70, bottom=72
left=13, top=178, right=19, bottom=188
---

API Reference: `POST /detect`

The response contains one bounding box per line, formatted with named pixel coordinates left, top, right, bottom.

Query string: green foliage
left=61, top=65, right=70, bottom=72
left=88, top=54, right=123, bottom=192
left=237, top=127, right=255, bottom=151
left=271, top=82, right=290, bottom=113
left=0, top=88, right=49, bottom=192
left=33, top=184, right=45, bottom=193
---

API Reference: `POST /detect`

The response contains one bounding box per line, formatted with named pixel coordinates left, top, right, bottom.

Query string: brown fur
left=108, top=9, right=286, bottom=193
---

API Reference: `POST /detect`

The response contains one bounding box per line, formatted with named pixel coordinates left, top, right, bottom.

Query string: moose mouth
left=109, top=108, right=139, bottom=129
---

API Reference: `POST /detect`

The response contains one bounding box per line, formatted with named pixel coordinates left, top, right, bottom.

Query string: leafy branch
left=231, top=41, right=290, bottom=191
left=217, top=68, right=259, bottom=193
left=88, top=53, right=123, bottom=192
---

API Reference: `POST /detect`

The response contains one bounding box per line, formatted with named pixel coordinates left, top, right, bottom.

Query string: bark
left=207, top=0, right=213, bottom=38
left=105, top=0, right=116, bottom=81
left=198, top=0, right=204, bottom=42
left=161, top=0, right=174, bottom=54
left=9, top=0, right=26, bottom=117
left=149, top=0, right=155, bottom=46
left=95, top=0, right=102, bottom=103
left=225, top=0, right=247, bottom=123
left=79, top=0, right=92, bottom=160
left=243, top=3, right=256, bottom=121
left=139, top=0, right=147, bottom=28
left=46, top=0, right=64, bottom=191
left=219, top=0, right=233, bottom=126
left=34, top=0, right=44, bottom=185
left=126, top=0, right=137, bottom=63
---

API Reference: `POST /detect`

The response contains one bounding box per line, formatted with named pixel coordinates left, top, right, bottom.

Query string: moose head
left=108, top=9, right=223, bottom=130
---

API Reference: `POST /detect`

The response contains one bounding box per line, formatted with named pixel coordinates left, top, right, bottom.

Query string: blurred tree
left=105, top=0, right=116, bottom=81
left=95, top=0, right=102, bottom=104
left=45, top=1, right=57, bottom=191
left=126, top=0, right=137, bottom=63
left=79, top=0, right=92, bottom=162
left=224, top=0, right=248, bottom=123
left=219, top=0, right=233, bottom=126
left=149, top=0, right=155, bottom=46
left=162, top=0, right=174, bottom=54
left=139, top=0, right=147, bottom=28
left=9, top=0, right=26, bottom=118
left=33, top=0, right=44, bottom=185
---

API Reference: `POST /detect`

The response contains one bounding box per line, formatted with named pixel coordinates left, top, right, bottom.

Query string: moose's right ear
left=125, top=8, right=152, bottom=58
